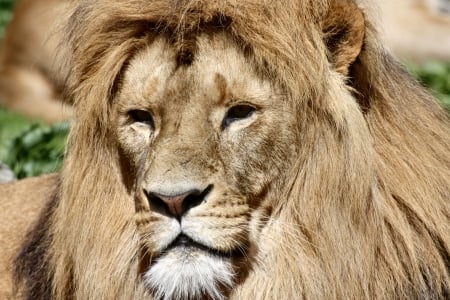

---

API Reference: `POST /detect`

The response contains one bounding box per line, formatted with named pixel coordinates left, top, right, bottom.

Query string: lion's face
left=113, top=33, right=298, bottom=298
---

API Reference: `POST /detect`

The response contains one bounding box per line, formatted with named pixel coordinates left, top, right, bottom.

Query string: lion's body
left=381, top=0, right=450, bottom=63
left=1, top=0, right=449, bottom=299
left=0, top=174, right=58, bottom=299
left=0, top=0, right=73, bottom=122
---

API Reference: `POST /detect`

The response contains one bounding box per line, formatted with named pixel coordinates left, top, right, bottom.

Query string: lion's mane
left=15, top=0, right=450, bottom=299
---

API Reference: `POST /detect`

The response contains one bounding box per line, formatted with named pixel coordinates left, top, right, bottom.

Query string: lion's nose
left=145, top=185, right=213, bottom=219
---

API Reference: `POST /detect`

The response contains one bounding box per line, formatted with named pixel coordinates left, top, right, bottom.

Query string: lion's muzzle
left=144, top=184, right=214, bottom=219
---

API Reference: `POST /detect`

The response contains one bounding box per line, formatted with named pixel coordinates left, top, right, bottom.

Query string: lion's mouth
left=163, top=233, right=245, bottom=259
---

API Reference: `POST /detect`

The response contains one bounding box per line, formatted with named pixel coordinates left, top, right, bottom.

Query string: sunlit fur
left=12, top=0, right=450, bottom=299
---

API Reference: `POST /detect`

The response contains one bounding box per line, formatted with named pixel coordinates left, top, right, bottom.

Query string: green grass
left=0, top=108, right=68, bottom=179
left=410, top=62, right=450, bottom=111
left=0, top=0, right=14, bottom=37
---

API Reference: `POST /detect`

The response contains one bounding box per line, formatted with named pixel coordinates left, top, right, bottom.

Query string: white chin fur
left=144, top=249, right=234, bottom=300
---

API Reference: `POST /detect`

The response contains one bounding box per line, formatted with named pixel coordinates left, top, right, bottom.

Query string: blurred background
left=0, top=0, right=449, bottom=183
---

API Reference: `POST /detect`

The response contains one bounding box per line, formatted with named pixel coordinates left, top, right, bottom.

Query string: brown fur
left=0, top=0, right=73, bottom=122
left=0, top=174, right=59, bottom=299
left=4, top=0, right=450, bottom=299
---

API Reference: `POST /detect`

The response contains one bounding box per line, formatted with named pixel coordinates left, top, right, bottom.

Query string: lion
left=0, top=0, right=73, bottom=122
left=380, top=0, right=450, bottom=63
left=0, top=0, right=449, bottom=299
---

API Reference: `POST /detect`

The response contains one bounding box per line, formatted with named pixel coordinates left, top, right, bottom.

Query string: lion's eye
left=129, top=109, right=154, bottom=128
left=222, top=105, right=256, bottom=129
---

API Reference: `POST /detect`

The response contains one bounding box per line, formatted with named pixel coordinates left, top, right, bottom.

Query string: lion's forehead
left=120, top=34, right=275, bottom=110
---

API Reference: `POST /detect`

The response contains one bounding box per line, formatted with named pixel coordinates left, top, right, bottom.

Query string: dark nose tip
left=145, top=185, right=213, bottom=219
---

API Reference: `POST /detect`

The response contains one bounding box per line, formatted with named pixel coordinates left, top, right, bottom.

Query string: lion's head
left=15, top=0, right=450, bottom=299
left=116, top=33, right=302, bottom=299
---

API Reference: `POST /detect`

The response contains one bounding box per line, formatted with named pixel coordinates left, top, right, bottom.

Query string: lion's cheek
left=181, top=213, right=250, bottom=252
left=135, top=215, right=181, bottom=255
left=223, top=133, right=297, bottom=197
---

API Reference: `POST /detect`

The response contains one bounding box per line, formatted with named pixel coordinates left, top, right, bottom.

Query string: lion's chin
left=144, top=236, right=235, bottom=300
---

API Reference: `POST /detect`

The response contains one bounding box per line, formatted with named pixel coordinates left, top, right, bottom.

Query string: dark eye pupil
left=129, top=110, right=154, bottom=128
left=222, top=105, right=256, bottom=129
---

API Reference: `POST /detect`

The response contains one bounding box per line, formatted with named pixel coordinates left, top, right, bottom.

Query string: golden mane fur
left=10, top=0, right=450, bottom=299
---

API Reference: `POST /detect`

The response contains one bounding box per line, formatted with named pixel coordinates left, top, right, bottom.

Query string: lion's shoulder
left=0, top=173, right=58, bottom=299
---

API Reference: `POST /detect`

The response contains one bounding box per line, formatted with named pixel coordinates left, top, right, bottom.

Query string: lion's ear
left=322, top=0, right=365, bottom=76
